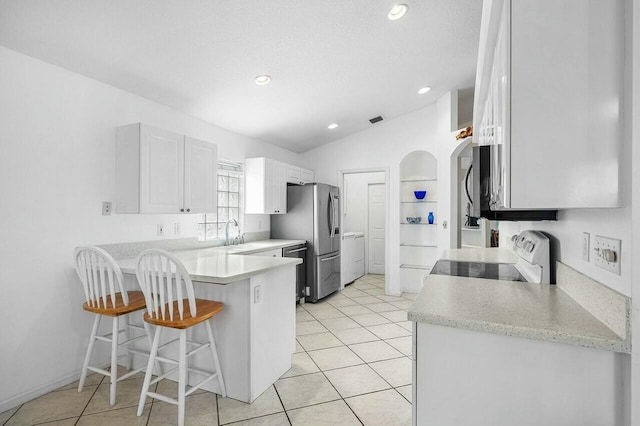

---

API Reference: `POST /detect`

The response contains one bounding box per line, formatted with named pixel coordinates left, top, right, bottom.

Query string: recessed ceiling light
left=328, top=123, right=339, bottom=130
left=254, top=75, right=271, bottom=85
left=418, top=86, right=432, bottom=94
left=388, top=4, right=408, bottom=20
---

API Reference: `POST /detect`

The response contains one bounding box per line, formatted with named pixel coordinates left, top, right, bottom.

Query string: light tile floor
left=1, top=274, right=414, bottom=426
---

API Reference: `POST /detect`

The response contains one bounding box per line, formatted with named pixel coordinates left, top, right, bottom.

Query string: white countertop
left=117, top=239, right=304, bottom=284
left=408, top=274, right=628, bottom=353
left=439, top=247, right=519, bottom=264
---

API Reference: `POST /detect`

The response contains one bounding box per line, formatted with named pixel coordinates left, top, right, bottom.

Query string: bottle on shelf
left=428, top=212, right=435, bottom=224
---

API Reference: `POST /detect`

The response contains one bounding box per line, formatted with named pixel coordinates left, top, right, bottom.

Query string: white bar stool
left=74, top=246, right=154, bottom=406
left=134, top=249, right=226, bottom=426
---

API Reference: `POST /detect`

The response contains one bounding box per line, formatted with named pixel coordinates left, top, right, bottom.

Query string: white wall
left=299, top=106, right=439, bottom=294
left=0, top=46, right=299, bottom=409
left=343, top=172, right=385, bottom=274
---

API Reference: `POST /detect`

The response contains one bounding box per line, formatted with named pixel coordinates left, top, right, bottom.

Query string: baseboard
left=0, top=361, right=110, bottom=413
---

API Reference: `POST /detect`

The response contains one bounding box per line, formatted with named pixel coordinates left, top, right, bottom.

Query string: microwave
left=471, top=145, right=557, bottom=221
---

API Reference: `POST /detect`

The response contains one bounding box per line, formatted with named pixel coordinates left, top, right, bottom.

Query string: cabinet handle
left=186, top=208, right=191, bottom=212
left=180, top=208, right=184, bottom=212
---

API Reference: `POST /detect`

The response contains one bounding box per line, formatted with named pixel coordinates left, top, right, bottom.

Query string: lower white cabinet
left=342, top=232, right=365, bottom=285
left=116, top=123, right=217, bottom=214
left=248, top=248, right=282, bottom=258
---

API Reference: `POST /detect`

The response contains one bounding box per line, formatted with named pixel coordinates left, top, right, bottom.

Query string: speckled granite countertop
left=408, top=272, right=630, bottom=353
left=115, top=240, right=305, bottom=284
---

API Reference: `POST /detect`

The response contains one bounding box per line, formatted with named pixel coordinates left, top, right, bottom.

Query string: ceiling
left=0, top=1, right=482, bottom=153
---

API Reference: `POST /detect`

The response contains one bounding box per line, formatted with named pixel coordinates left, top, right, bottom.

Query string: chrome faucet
left=225, top=219, right=239, bottom=246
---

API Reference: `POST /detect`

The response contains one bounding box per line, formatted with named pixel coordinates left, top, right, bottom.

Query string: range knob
left=511, top=235, right=518, bottom=243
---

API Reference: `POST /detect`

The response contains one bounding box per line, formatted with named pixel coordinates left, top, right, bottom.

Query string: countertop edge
left=408, top=311, right=630, bottom=354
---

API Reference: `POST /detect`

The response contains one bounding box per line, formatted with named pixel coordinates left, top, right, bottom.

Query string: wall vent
left=369, top=115, right=384, bottom=124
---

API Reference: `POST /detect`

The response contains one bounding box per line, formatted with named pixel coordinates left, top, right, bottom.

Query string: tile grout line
left=271, top=383, right=293, bottom=426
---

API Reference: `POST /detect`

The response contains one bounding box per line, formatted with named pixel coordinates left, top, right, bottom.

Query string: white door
left=368, top=184, right=386, bottom=275
left=139, top=125, right=184, bottom=213
left=184, top=137, right=217, bottom=214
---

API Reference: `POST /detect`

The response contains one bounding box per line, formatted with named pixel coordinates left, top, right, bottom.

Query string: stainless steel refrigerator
left=271, top=183, right=340, bottom=302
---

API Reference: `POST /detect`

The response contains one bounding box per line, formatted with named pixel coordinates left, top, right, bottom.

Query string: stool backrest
left=74, top=246, right=128, bottom=308
left=135, top=249, right=196, bottom=321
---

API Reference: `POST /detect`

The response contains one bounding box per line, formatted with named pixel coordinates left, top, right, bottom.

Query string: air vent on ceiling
left=369, top=115, right=384, bottom=124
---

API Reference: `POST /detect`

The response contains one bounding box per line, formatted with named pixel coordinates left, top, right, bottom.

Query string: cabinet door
left=275, top=161, right=287, bottom=214
left=139, top=125, right=184, bottom=213
left=265, top=159, right=277, bottom=214
left=286, top=165, right=301, bottom=184
left=184, top=137, right=217, bottom=214
left=301, top=168, right=314, bottom=184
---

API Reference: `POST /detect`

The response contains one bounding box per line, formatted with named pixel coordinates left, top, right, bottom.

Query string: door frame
left=338, top=167, right=390, bottom=292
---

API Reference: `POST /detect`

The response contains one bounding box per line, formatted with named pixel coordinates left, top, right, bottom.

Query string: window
left=198, top=161, right=243, bottom=241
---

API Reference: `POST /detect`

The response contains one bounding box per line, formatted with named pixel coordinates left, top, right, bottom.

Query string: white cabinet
left=342, top=232, right=365, bottom=285
left=286, top=165, right=315, bottom=185
left=245, top=158, right=287, bottom=215
left=473, top=0, right=623, bottom=209
left=248, top=248, right=282, bottom=258
left=116, top=123, right=217, bottom=214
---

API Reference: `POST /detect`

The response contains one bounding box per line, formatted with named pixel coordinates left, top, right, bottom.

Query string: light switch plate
left=254, top=285, right=262, bottom=304
left=593, top=235, right=621, bottom=275
left=174, top=223, right=181, bottom=235
left=157, top=224, right=164, bottom=237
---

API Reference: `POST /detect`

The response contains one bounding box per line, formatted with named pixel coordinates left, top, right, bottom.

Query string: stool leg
left=138, top=325, right=161, bottom=417
left=142, top=318, right=163, bottom=376
left=178, top=328, right=187, bottom=426
left=78, top=315, right=100, bottom=392
left=109, top=316, right=119, bottom=406
left=125, top=314, right=132, bottom=370
left=205, top=320, right=226, bottom=398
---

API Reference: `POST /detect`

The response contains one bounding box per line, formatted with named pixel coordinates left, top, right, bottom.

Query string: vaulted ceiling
left=0, top=0, right=481, bottom=152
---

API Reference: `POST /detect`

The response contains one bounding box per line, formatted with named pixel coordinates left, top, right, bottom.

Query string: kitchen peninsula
left=113, top=240, right=304, bottom=403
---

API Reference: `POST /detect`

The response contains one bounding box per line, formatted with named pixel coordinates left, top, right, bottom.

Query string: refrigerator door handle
left=320, top=254, right=341, bottom=262
left=329, top=193, right=335, bottom=239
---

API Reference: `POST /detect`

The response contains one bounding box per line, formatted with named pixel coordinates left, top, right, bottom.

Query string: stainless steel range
left=431, top=230, right=552, bottom=284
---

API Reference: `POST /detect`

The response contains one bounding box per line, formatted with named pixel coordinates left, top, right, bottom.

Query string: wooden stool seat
left=82, top=291, right=146, bottom=316
left=143, top=299, right=224, bottom=329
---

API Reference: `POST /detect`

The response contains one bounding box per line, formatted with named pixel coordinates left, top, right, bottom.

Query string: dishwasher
left=283, top=243, right=307, bottom=301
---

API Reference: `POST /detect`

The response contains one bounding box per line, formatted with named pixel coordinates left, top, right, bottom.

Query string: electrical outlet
left=174, top=222, right=181, bottom=235
left=258, top=220, right=263, bottom=230
left=102, top=201, right=112, bottom=216
left=254, top=285, right=262, bottom=304
left=582, top=232, right=590, bottom=261
left=157, top=224, right=164, bottom=237
left=593, top=235, right=621, bottom=275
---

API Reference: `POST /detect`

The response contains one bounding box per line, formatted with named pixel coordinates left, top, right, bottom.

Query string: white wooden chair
left=74, top=246, right=153, bottom=406
left=135, top=249, right=226, bottom=426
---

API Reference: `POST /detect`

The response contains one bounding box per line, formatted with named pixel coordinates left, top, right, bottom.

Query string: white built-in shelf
left=462, top=227, right=481, bottom=232
left=400, top=222, right=437, bottom=226
left=400, top=243, right=438, bottom=248
left=400, top=201, right=438, bottom=204
left=400, top=264, right=433, bottom=270
left=401, top=177, right=438, bottom=183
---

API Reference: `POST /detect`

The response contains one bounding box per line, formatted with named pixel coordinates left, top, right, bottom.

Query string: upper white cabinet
left=245, top=157, right=287, bottom=214
left=116, top=123, right=217, bottom=214
left=473, top=0, right=623, bottom=209
left=286, top=165, right=315, bottom=185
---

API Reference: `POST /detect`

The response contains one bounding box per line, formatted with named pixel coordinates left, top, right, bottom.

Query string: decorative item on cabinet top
left=116, top=123, right=217, bottom=214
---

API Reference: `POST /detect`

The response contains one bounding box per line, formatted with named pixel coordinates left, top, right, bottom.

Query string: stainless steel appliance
left=471, top=145, right=557, bottom=221
left=283, top=243, right=307, bottom=301
left=431, top=230, right=553, bottom=284
left=271, top=183, right=341, bottom=302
